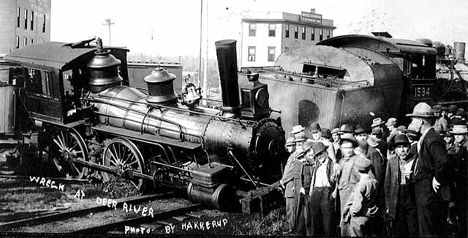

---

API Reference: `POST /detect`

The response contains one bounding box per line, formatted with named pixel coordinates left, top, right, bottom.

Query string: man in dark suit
left=407, top=102, right=451, bottom=237
left=384, top=134, right=418, bottom=237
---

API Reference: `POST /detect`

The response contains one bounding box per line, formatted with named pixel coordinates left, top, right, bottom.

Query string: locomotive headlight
left=255, top=88, right=269, bottom=108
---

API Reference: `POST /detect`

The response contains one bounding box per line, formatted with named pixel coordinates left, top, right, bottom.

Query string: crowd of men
left=279, top=102, right=468, bottom=237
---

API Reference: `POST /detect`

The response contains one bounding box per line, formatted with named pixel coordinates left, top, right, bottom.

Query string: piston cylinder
left=215, top=40, right=241, bottom=117
left=187, top=183, right=235, bottom=210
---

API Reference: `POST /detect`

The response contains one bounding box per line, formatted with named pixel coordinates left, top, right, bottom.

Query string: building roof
left=242, top=18, right=336, bottom=29
left=318, top=34, right=437, bottom=55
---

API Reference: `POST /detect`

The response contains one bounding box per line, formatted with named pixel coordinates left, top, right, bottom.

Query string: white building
left=239, top=9, right=335, bottom=68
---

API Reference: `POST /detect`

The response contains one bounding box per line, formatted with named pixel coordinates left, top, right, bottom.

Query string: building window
left=268, top=24, right=276, bottom=37
left=24, top=37, right=28, bottom=47
left=249, top=23, right=256, bottom=37
left=16, top=36, right=20, bottom=48
left=268, top=47, right=276, bottom=62
left=42, top=15, right=46, bottom=33
left=311, top=28, right=315, bottom=41
left=24, top=9, right=28, bottom=30
left=327, top=30, right=331, bottom=39
left=285, top=24, right=289, bottom=38
left=31, top=38, right=34, bottom=44
left=30, top=11, right=34, bottom=30
left=302, top=27, right=306, bottom=40
left=17, top=7, right=21, bottom=28
left=294, top=26, right=298, bottom=39
left=248, top=46, right=256, bottom=62
left=319, top=29, right=323, bottom=41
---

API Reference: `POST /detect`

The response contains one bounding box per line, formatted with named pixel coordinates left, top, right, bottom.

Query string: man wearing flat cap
left=384, top=134, right=418, bottom=237
left=407, top=102, right=450, bottom=237
left=448, top=124, right=468, bottom=237
left=309, top=142, right=340, bottom=236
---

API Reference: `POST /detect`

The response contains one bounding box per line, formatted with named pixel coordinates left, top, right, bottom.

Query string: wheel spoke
left=53, top=138, right=64, bottom=150
left=126, top=159, right=138, bottom=167
left=107, top=148, right=119, bottom=166
left=109, top=145, right=118, bottom=164
left=71, top=162, right=82, bottom=174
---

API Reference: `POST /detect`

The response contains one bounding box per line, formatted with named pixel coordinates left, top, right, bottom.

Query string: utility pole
left=198, top=0, right=203, bottom=87
left=103, top=18, right=115, bottom=46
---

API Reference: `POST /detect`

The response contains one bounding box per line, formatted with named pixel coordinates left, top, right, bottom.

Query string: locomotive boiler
left=3, top=38, right=285, bottom=213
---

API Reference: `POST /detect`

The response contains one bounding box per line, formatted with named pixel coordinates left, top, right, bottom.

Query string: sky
left=51, top=0, right=468, bottom=57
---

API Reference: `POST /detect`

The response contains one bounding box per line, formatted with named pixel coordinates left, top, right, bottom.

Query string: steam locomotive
left=2, top=38, right=286, bottom=213
left=240, top=33, right=468, bottom=134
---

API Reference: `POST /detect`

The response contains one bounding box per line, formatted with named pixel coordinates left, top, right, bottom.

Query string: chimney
left=215, top=39, right=241, bottom=118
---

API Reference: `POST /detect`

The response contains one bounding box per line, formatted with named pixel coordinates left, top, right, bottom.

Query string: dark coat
left=413, top=128, right=449, bottom=184
left=366, top=146, right=386, bottom=186
left=384, top=154, right=415, bottom=219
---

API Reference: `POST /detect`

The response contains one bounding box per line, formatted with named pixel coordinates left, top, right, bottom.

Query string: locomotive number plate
left=413, top=85, right=433, bottom=98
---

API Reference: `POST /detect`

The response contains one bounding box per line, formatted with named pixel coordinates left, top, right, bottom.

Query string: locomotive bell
left=144, top=67, right=178, bottom=105
left=88, top=38, right=123, bottom=93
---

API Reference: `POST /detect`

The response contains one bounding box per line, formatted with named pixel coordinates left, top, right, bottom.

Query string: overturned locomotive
left=241, top=34, right=468, bottom=134
left=3, top=38, right=285, bottom=213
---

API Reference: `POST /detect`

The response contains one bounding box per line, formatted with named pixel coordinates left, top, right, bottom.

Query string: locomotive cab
left=5, top=38, right=130, bottom=126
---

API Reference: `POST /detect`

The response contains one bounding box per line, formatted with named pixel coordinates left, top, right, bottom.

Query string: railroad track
left=0, top=192, right=177, bottom=232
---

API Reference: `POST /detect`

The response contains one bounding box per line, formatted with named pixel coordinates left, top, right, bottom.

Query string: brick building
left=240, top=9, right=335, bottom=67
left=0, top=0, right=51, bottom=56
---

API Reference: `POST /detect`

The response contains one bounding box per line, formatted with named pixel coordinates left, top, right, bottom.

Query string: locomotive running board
left=92, top=125, right=202, bottom=150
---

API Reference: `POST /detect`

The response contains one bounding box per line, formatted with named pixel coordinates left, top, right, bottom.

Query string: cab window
left=26, top=68, right=53, bottom=97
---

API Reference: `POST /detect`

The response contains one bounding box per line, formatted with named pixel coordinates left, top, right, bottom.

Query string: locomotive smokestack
left=454, top=42, right=466, bottom=63
left=215, top=39, right=241, bottom=118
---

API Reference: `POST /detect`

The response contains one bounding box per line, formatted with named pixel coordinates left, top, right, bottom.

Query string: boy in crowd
left=342, top=156, right=379, bottom=237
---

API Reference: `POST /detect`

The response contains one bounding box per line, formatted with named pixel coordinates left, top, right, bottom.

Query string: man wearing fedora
left=384, top=134, right=418, bottom=237
left=386, top=118, right=398, bottom=148
left=371, top=118, right=388, bottom=141
left=335, top=134, right=361, bottom=236
left=370, top=127, right=388, bottom=158
left=407, top=102, right=451, bottom=237
left=280, top=137, right=300, bottom=234
left=309, top=142, right=339, bottom=236
left=449, top=124, right=468, bottom=237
